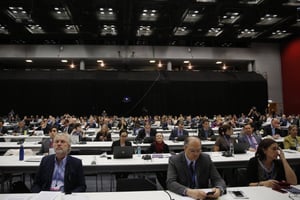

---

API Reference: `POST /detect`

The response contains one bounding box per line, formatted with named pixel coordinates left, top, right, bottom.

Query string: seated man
left=169, top=120, right=189, bottom=141
left=135, top=122, right=157, bottom=143
left=31, top=132, right=86, bottom=193
left=167, top=136, right=226, bottom=200
left=238, top=123, right=261, bottom=152
left=262, top=118, right=282, bottom=139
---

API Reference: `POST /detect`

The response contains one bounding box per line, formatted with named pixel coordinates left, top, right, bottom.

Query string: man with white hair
left=31, top=132, right=86, bottom=193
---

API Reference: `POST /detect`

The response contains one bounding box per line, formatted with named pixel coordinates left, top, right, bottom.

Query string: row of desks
left=0, top=185, right=300, bottom=200
left=1, top=149, right=300, bottom=174
left=1, top=186, right=299, bottom=200
left=0, top=140, right=216, bottom=154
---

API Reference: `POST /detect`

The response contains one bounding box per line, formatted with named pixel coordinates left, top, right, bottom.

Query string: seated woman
left=146, top=132, right=169, bottom=189
left=247, top=138, right=297, bottom=187
left=283, top=125, right=300, bottom=150
left=111, top=129, right=132, bottom=179
left=94, top=124, right=112, bottom=141
left=213, top=124, right=235, bottom=152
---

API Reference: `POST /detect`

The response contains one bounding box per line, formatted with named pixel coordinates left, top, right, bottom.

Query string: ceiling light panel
left=97, top=8, right=116, bottom=21
left=237, top=28, right=258, bottom=38
left=269, top=30, right=291, bottom=39
left=101, top=25, right=117, bottom=36
left=206, top=27, right=223, bottom=37
left=6, top=6, right=32, bottom=22
left=64, top=25, right=79, bottom=34
left=52, top=7, right=71, bottom=20
left=0, top=24, right=9, bottom=34
left=140, top=9, right=158, bottom=21
left=137, top=26, right=152, bottom=36
left=220, top=12, right=240, bottom=24
left=173, top=26, right=190, bottom=36
left=26, top=24, right=45, bottom=34
left=239, top=0, right=265, bottom=4
left=257, top=14, right=282, bottom=25
left=183, top=10, right=203, bottom=23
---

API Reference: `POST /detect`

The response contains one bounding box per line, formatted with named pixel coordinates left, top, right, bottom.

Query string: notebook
left=113, top=146, right=134, bottom=159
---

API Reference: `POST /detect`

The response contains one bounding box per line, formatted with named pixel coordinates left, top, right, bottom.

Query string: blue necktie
left=190, top=162, right=195, bottom=188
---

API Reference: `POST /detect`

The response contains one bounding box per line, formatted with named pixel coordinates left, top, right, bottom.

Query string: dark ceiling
left=0, top=0, right=299, bottom=71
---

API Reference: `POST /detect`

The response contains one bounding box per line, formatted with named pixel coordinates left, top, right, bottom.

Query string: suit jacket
left=167, top=152, right=226, bottom=195
left=238, top=134, right=261, bottom=149
left=136, top=128, right=157, bottom=142
left=112, top=140, right=132, bottom=148
left=169, top=128, right=189, bottom=140
left=36, top=138, right=52, bottom=155
left=31, top=154, right=86, bottom=193
left=262, top=124, right=282, bottom=137
left=198, top=128, right=214, bottom=140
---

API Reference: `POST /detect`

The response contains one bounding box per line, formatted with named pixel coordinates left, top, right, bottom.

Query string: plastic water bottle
left=296, top=140, right=300, bottom=152
left=19, top=144, right=24, bottom=161
left=229, top=142, right=234, bottom=156
left=137, top=145, right=141, bottom=157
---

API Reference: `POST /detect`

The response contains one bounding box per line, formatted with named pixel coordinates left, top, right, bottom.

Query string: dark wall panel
left=0, top=71, right=267, bottom=117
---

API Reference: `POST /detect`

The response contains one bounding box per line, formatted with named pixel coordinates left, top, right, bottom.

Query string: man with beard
left=31, top=132, right=86, bottom=193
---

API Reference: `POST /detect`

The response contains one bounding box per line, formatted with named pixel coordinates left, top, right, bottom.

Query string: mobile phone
left=272, top=188, right=288, bottom=193
left=232, top=191, right=244, bottom=197
left=206, top=191, right=215, bottom=195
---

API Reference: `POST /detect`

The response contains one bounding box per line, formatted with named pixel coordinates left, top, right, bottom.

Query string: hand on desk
left=186, top=187, right=221, bottom=199
left=260, top=179, right=279, bottom=188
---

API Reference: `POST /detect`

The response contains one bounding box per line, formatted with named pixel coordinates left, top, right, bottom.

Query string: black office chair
left=116, top=178, right=157, bottom=191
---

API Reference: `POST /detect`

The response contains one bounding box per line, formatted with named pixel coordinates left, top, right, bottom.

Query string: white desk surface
left=1, top=149, right=300, bottom=174
left=0, top=140, right=215, bottom=152
left=0, top=186, right=300, bottom=200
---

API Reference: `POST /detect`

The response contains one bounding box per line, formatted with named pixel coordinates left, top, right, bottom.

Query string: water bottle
left=19, top=144, right=24, bottom=161
left=229, top=142, right=234, bottom=156
left=296, top=139, right=300, bottom=152
left=137, top=145, right=141, bottom=157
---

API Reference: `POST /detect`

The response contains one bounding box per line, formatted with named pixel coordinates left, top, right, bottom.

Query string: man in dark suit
left=169, top=120, right=189, bottom=141
left=135, top=122, right=157, bottom=143
left=167, top=136, right=226, bottom=199
left=31, top=132, right=86, bottom=193
left=262, top=118, right=282, bottom=139
left=198, top=119, right=214, bottom=140
left=238, top=123, right=261, bottom=151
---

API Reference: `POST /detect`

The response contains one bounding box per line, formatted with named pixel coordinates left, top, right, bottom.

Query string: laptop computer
left=113, top=146, right=134, bottom=159
left=234, top=143, right=249, bottom=154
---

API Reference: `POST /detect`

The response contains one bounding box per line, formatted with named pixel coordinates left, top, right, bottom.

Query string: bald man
left=167, top=136, right=226, bottom=200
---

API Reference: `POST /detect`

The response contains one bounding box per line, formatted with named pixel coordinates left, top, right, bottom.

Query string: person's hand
left=278, top=147, right=286, bottom=160
left=261, top=180, right=279, bottom=187
left=186, top=188, right=207, bottom=200
left=248, top=147, right=256, bottom=152
left=273, top=134, right=280, bottom=139
left=206, top=188, right=222, bottom=199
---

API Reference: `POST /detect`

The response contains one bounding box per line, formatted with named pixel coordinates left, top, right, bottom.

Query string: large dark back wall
left=0, top=71, right=267, bottom=117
